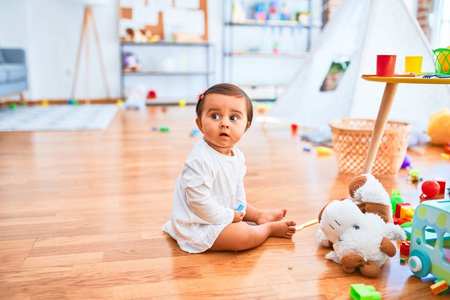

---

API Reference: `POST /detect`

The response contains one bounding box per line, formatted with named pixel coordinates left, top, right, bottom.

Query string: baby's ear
left=245, top=121, right=251, bottom=131
left=195, top=117, right=203, bottom=132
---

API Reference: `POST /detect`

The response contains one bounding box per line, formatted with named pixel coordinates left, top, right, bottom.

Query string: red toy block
left=395, top=203, right=412, bottom=218
left=434, top=177, right=447, bottom=195
left=400, top=241, right=410, bottom=256
left=397, top=218, right=411, bottom=225
left=392, top=215, right=399, bottom=224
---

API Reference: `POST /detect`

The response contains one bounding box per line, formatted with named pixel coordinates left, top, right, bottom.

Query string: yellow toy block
left=430, top=280, right=448, bottom=295
left=399, top=206, right=415, bottom=219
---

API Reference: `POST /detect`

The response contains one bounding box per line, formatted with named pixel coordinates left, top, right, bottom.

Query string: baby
left=162, top=83, right=296, bottom=253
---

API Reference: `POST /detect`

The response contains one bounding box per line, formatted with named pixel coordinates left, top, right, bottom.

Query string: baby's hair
left=196, top=83, right=253, bottom=125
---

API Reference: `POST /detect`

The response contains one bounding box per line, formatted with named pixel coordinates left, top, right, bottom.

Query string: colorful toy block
left=430, top=280, right=449, bottom=295
left=434, top=178, right=447, bottom=194
left=395, top=203, right=413, bottom=219
left=390, top=190, right=404, bottom=215
left=350, top=284, right=381, bottom=300
left=316, top=146, right=333, bottom=156
left=400, top=241, right=410, bottom=256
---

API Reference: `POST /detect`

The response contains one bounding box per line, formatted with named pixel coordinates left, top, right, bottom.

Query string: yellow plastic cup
left=405, top=56, right=423, bottom=73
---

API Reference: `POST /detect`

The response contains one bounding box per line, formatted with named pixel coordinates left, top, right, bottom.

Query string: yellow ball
left=427, top=109, right=450, bottom=145
left=178, top=100, right=186, bottom=107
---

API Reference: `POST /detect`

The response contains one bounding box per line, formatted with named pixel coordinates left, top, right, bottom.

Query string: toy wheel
left=409, top=249, right=431, bottom=278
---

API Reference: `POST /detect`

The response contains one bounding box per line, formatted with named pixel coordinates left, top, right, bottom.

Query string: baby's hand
left=233, top=210, right=244, bottom=223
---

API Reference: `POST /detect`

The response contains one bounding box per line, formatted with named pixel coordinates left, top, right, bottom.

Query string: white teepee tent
left=269, top=0, right=450, bottom=131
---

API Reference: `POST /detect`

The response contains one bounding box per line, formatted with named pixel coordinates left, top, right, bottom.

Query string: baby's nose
left=220, top=120, right=230, bottom=127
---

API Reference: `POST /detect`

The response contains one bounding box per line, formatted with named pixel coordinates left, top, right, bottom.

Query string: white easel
left=71, top=6, right=110, bottom=104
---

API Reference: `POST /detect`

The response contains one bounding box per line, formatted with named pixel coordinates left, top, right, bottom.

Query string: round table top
left=362, top=74, right=450, bottom=84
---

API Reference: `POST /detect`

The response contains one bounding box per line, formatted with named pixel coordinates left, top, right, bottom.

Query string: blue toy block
left=350, top=284, right=381, bottom=300
left=236, top=204, right=244, bottom=211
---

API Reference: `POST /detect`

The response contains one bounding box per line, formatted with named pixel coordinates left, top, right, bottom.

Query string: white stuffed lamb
left=317, top=174, right=406, bottom=278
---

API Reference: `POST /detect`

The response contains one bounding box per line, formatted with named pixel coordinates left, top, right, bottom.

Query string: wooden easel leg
left=90, top=8, right=111, bottom=99
left=362, top=82, right=399, bottom=174
left=85, top=8, right=91, bottom=105
left=71, top=7, right=89, bottom=101
left=19, top=93, right=26, bottom=105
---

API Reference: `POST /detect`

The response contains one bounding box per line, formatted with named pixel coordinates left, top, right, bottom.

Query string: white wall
left=0, top=0, right=320, bottom=101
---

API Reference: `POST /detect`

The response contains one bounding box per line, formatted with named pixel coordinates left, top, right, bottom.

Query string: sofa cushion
left=0, top=68, right=7, bottom=83
left=0, top=49, right=5, bottom=63
left=1, top=64, right=27, bottom=82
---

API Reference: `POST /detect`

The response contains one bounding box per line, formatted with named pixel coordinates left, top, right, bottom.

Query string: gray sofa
left=0, top=48, right=28, bottom=101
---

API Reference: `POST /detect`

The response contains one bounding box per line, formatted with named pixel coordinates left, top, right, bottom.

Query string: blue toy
left=236, top=204, right=244, bottom=211
left=408, top=200, right=450, bottom=283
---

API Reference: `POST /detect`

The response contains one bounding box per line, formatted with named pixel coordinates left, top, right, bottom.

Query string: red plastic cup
left=376, top=55, right=397, bottom=77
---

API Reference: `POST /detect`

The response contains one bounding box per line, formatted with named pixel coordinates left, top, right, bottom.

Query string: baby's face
left=196, top=93, right=250, bottom=156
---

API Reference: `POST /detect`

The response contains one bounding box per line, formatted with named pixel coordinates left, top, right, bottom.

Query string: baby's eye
left=211, top=114, right=220, bottom=120
left=354, top=225, right=360, bottom=230
left=230, top=115, right=239, bottom=121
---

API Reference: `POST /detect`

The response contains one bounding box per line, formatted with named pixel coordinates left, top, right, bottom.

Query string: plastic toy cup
left=405, top=56, right=423, bottom=73
left=377, top=55, right=397, bottom=77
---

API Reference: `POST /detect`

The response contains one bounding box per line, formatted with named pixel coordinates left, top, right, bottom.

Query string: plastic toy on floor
left=317, top=174, right=406, bottom=278
left=408, top=200, right=450, bottom=284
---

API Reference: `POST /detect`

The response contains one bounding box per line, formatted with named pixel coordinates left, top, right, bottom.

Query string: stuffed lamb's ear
left=348, top=175, right=368, bottom=199
left=318, top=204, right=327, bottom=222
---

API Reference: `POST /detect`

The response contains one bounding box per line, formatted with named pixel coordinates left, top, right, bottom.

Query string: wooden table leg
left=362, top=82, right=399, bottom=174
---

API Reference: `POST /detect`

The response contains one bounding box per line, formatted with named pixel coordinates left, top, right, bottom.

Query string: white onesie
left=162, top=138, right=247, bottom=253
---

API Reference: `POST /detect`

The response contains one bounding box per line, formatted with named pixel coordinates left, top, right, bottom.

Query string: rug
left=0, top=105, right=118, bottom=132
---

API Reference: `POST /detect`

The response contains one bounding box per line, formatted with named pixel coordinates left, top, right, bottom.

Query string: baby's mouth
left=219, top=133, right=229, bottom=137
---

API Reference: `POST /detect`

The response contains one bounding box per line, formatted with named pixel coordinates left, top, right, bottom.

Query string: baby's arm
left=186, top=183, right=234, bottom=224
left=235, top=180, right=246, bottom=215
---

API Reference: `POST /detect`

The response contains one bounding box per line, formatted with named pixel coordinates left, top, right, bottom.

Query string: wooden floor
left=0, top=106, right=448, bottom=299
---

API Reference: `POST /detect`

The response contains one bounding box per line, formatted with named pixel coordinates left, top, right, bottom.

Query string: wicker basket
left=329, top=119, right=412, bottom=175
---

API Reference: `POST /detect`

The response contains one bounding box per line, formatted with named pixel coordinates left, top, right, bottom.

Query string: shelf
left=121, top=42, right=212, bottom=47
left=225, top=52, right=309, bottom=57
left=222, top=0, right=314, bottom=97
left=146, top=98, right=197, bottom=106
left=226, top=20, right=309, bottom=28
left=123, top=71, right=213, bottom=76
left=120, top=42, right=214, bottom=100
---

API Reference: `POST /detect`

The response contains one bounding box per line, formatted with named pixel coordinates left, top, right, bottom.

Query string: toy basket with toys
left=329, top=119, right=412, bottom=175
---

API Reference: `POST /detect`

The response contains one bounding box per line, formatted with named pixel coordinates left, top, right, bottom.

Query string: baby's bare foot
left=256, top=208, right=287, bottom=224
left=269, top=220, right=297, bottom=239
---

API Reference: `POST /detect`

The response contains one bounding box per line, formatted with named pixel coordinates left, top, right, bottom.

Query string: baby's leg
left=244, top=203, right=287, bottom=225
left=209, top=220, right=296, bottom=251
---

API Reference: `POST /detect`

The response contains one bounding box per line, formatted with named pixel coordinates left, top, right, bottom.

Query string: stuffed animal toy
left=317, top=174, right=406, bottom=278
left=123, top=52, right=140, bottom=73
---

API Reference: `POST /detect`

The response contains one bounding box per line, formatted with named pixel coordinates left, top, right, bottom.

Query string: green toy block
left=159, top=126, right=170, bottom=132
left=390, top=194, right=404, bottom=215
left=350, top=284, right=381, bottom=300
left=392, top=189, right=401, bottom=196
